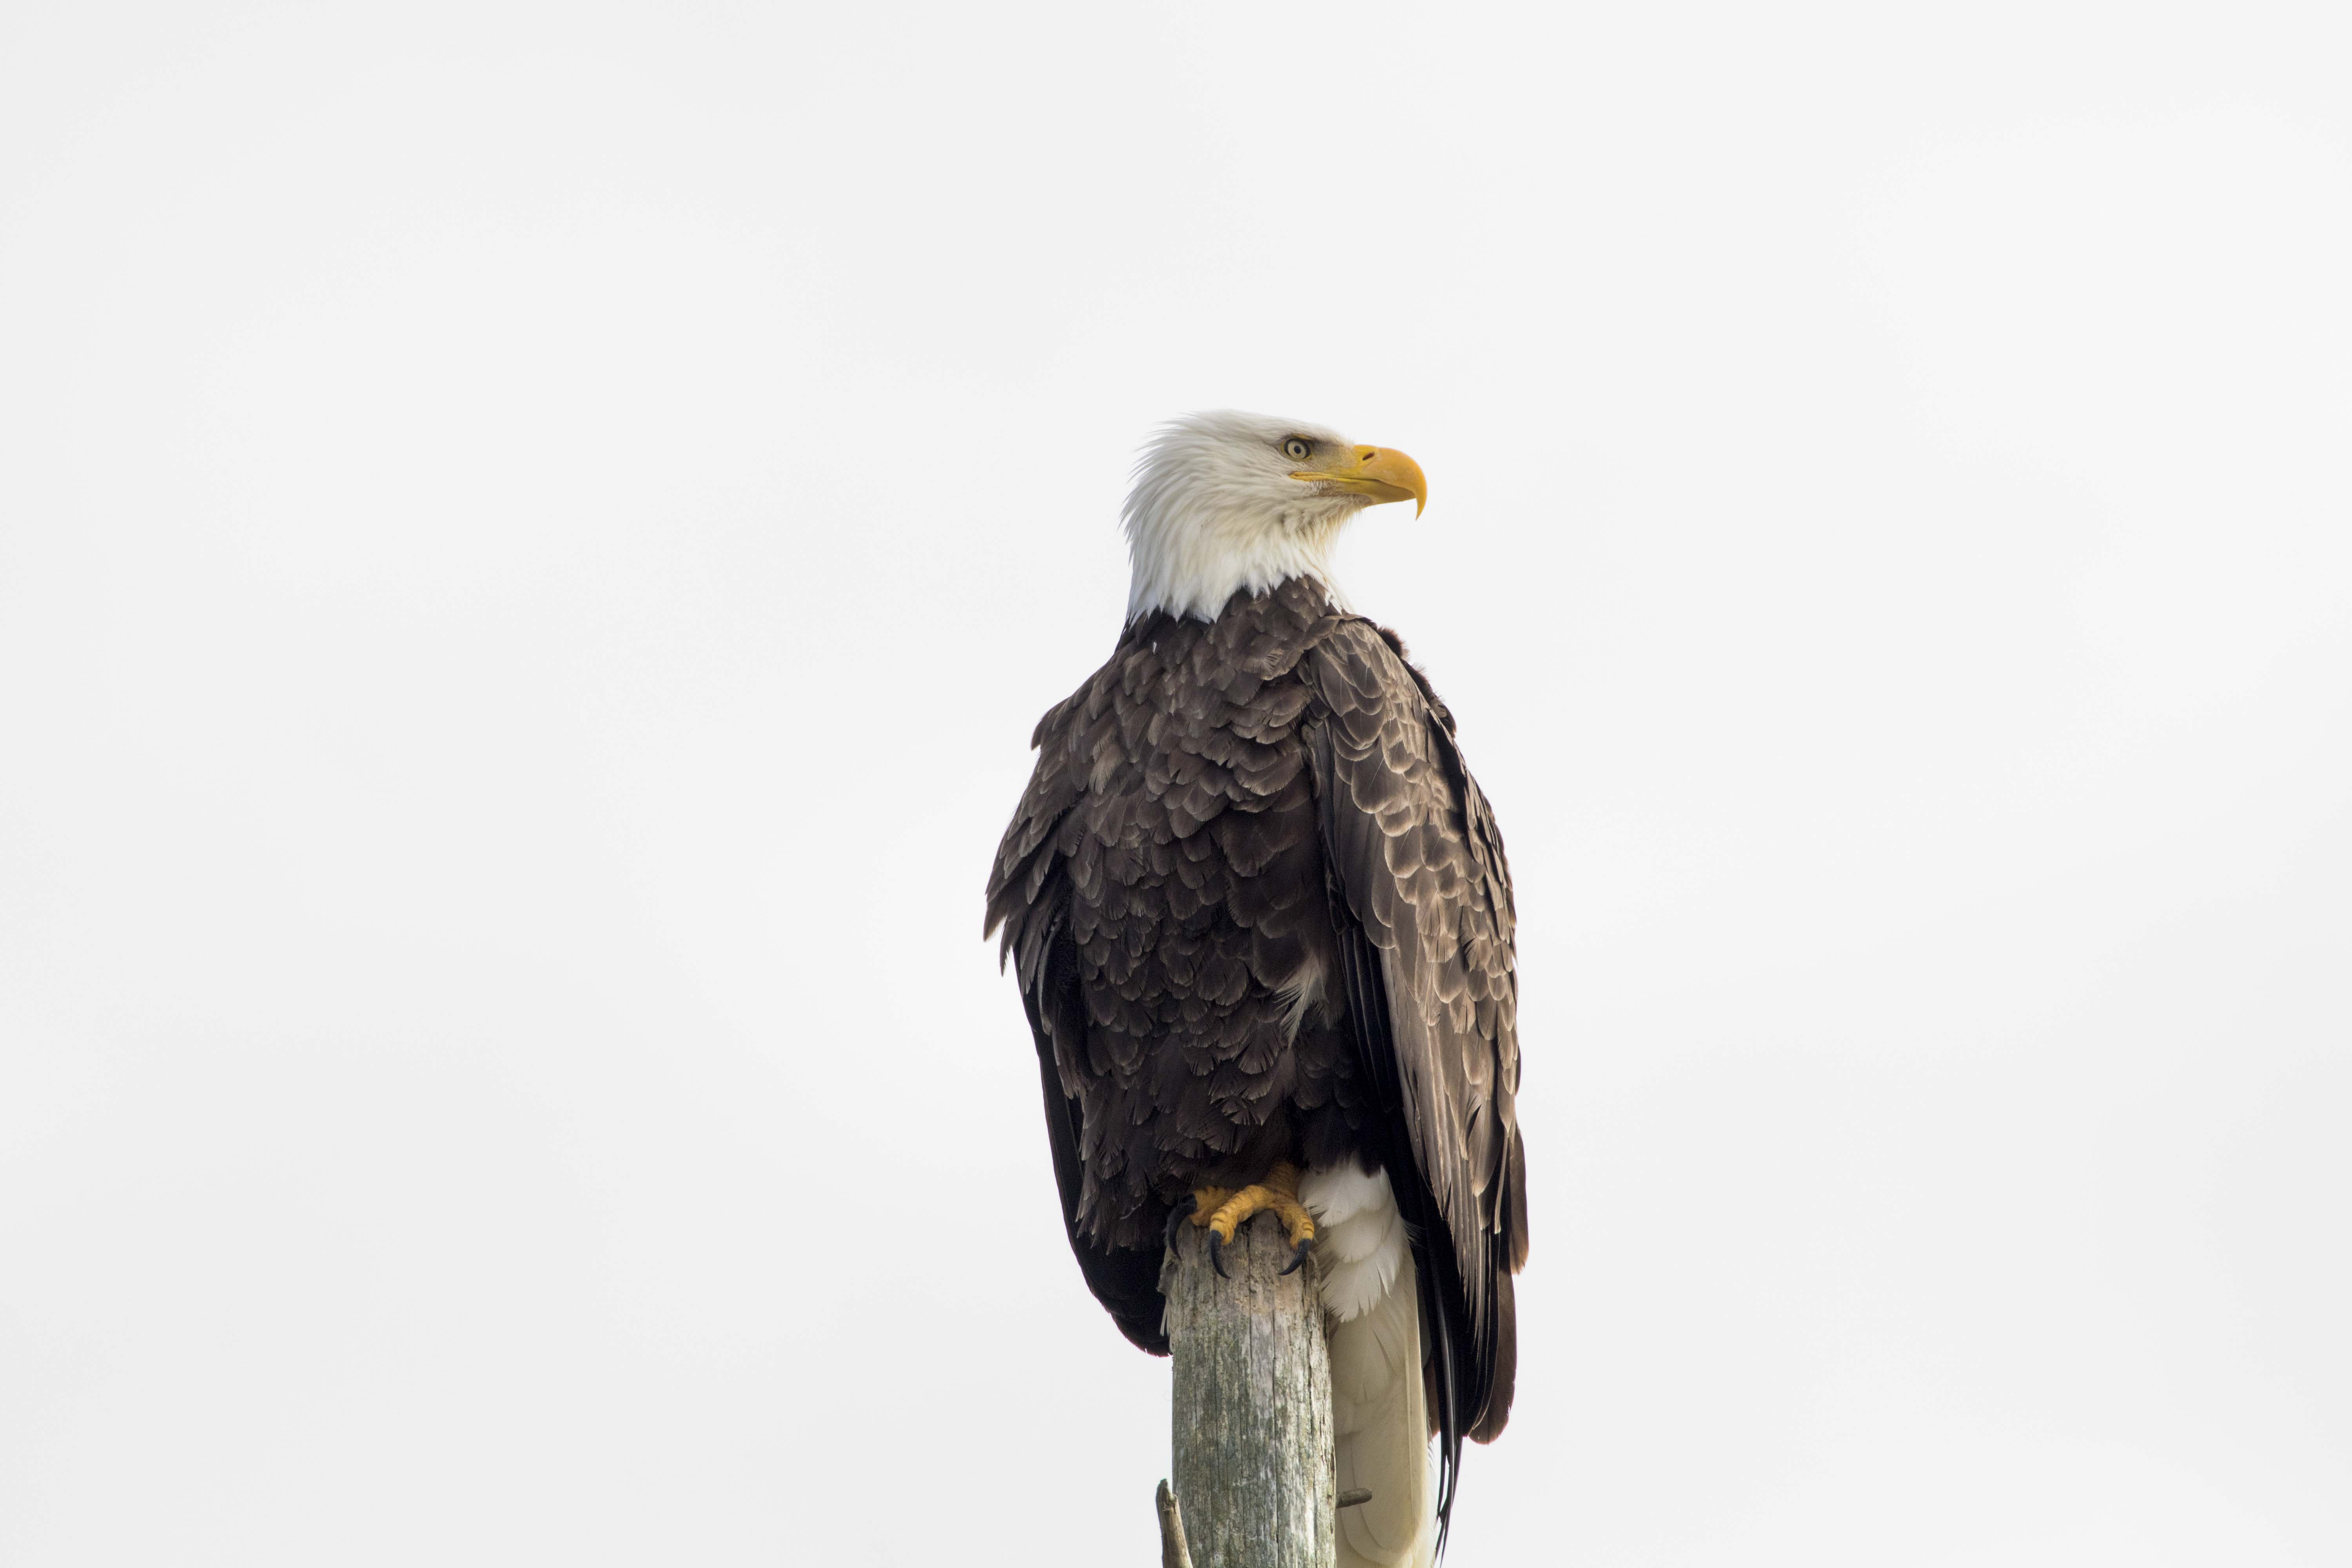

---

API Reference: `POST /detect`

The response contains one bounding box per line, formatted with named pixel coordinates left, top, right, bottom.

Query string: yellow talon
left=1196, top=1161, right=1317, bottom=1278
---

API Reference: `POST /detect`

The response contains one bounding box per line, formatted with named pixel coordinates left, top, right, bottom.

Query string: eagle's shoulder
left=1304, top=614, right=1455, bottom=730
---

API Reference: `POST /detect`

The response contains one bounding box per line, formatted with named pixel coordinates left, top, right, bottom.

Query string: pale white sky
left=2, top=4, right=2346, bottom=1564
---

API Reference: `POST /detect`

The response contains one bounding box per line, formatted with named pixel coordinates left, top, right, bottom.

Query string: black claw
left=1209, top=1230, right=1230, bottom=1279
left=1164, top=1193, right=1198, bottom=1255
left=1279, top=1237, right=1312, bottom=1277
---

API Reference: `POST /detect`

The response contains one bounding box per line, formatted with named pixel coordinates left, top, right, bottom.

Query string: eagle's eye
left=1283, top=437, right=1311, bottom=461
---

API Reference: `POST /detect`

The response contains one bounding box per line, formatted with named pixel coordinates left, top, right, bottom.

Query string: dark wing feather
left=1303, top=620, right=1527, bottom=1548
left=987, top=691, right=1170, bottom=1353
left=1022, top=897, right=1168, bottom=1351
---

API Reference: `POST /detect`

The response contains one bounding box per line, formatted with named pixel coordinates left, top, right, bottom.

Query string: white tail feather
left=1303, top=1164, right=1435, bottom=1568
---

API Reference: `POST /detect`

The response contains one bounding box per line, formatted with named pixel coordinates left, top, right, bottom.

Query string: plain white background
left=2, top=3, right=2345, bottom=1563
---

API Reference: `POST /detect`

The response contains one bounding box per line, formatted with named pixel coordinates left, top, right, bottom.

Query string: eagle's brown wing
left=1303, top=618, right=1528, bottom=1533
left=985, top=682, right=1172, bottom=1351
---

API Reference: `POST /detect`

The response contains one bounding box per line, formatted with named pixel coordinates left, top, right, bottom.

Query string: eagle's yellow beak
left=1290, top=446, right=1428, bottom=517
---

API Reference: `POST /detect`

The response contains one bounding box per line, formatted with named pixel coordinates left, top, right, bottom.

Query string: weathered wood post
left=1161, top=1217, right=1336, bottom=1568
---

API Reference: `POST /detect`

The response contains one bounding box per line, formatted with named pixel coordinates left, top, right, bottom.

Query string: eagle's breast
left=1026, top=577, right=1364, bottom=1249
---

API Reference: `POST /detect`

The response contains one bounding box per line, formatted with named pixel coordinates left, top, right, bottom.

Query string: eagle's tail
left=1303, top=1163, right=1436, bottom=1568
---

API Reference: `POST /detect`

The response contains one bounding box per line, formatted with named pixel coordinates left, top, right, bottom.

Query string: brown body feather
left=986, top=575, right=1529, bottom=1497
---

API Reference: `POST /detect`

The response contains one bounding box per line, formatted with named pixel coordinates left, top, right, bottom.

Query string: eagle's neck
left=1123, top=499, right=1358, bottom=624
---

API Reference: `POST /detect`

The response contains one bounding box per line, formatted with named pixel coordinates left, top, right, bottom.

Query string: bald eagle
left=986, top=412, right=1528, bottom=1566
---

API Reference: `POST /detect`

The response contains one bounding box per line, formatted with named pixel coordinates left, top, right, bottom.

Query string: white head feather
left=1122, top=410, right=1423, bottom=624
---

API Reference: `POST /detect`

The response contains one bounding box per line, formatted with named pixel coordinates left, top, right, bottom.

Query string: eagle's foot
left=1198, top=1161, right=1316, bottom=1279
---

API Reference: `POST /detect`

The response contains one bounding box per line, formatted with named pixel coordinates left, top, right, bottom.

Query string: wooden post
left=1161, top=1217, right=1336, bottom=1568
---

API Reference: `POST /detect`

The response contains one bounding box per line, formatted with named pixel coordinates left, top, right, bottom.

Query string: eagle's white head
left=1122, top=410, right=1428, bottom=623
